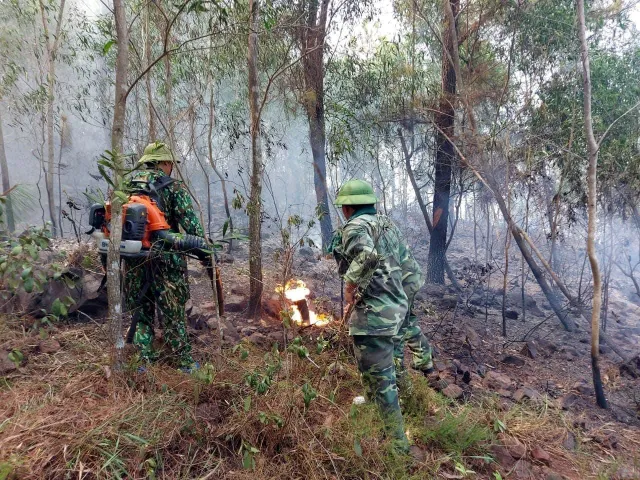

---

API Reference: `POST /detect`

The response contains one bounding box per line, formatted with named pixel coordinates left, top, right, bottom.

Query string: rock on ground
left=37, top=339, right=61, bottom=354
left=442, top=384, right=464, bottom=399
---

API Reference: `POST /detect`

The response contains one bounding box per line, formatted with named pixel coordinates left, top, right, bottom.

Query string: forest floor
left=1, top=235, right=640, bottom=479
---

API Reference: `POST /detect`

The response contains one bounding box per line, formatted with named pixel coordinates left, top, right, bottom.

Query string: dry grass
left=1, top=316, right=639, bottom=480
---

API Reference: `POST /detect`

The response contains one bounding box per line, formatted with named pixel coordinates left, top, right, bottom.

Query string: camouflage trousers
left=352, top=298, right=433, bottom=452
left=353, top=335, right=408, bottom=452
left=393, top=296, right=433, bottom=379
left=124, top=254, right=194, bottom=368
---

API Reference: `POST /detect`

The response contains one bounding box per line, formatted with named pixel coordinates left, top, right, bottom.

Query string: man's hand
left=341, top=282, right=358, bottom=323
left=345, top=282, right=357, bottom=305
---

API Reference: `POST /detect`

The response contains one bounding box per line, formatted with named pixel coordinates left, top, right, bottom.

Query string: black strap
left=151, top=175, right=176, bottom=191
left=149, top=176, right=175, bottom=213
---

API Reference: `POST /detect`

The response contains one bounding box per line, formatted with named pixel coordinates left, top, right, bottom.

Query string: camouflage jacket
left=331, top=207, right=424, bottom=336
left=125, top=168, right=204, bottom=269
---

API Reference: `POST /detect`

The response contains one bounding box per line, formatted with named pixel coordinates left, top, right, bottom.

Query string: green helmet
left=334, top=179, right=378, bottom=206
left=138, top=141, right=180, bottom=166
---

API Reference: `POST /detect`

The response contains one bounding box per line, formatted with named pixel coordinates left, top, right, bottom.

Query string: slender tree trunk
left=57, top=116, right=66, bottom=237
left=0, top=108, right=15, bottom=232
left=428, top=0, right=459, bottom=284
left=166, top=59, right=177, bottom=152
left=473, top=185, right=478, bottom=263
left=108, top=0, right=129, bottom=367
left=144, top=2, right=156, bottom=141
left=198, top=157, right=212, bottom=234
left=485, top=201, right=491, bottom=267
left=484, top=201, right=491, bottom=324
left=301, top=0, right=332, bottom=252
left=247, top=0, right=263, bottom=318
left=522, top=171, right=531, bottom=322
left=44, top=89, right=57, bottom=236
left=549, top=170, right=566, bottom=273
left=189, top=109, right=212, bottom=234
left=577, top=0, right=607, bottom=408
left=578, top=250, right=588, bottom=303
left=502, top=156, right=511, bottom=337
left=601, top=216, right=613, bottom=332
left=375, top=148, right=388, bottom=215
left=489, top=177, right=575, bottom=332
left=207, top=89, right=233, bottom=248
left=401, top=167, right=408, bottom=223
left=38, top=0, right=66, bottom=237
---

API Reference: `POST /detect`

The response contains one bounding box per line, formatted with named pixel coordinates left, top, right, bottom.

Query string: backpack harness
left=86, top=175, right=224, bottom=342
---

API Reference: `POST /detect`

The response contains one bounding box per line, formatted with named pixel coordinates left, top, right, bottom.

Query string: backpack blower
left=87, top=176, right=224, bottom=324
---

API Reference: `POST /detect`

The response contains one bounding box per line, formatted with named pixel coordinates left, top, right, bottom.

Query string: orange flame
left=276, top=280, right=331, bottom=326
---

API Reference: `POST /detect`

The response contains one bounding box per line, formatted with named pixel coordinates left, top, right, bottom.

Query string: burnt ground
left=2, top=231, right=640, bottom=479
left=183, top=234, right=640, bottom=479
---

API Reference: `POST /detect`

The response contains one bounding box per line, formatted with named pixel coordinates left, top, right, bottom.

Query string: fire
left=283, top=281, right=310, bottom=302
left=276, top=280, right=331, bottom=327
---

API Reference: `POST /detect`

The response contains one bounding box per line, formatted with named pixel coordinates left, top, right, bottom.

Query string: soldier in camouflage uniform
left=330, top=179, right=433, bottom=452
left=123, top=142, right=204, bottom=371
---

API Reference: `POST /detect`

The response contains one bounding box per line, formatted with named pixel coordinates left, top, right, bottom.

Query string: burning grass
left=1, top=316, right=639, bottom=479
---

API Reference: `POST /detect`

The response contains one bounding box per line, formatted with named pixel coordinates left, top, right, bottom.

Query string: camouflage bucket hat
left=138, top=141, right=180, bottom=165
left=334, top=179, right=378, bottom=206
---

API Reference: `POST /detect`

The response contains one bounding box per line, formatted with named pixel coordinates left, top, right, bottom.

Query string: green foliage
left=102, top=38, right=115, bottom=55
left=232, top=344, right=250, bottom=360
left=231, top=190, right=245, bottom=210
left=279, top=307, right=293, bottom=329
left=244, top=350, right=281, bottom=395
left=454, top=461, right=475, bottom=477
left=96, top=150, right=135, bottom=195
left=0, top=185, right=34, bottom=229
left=240, top=441, right=259, bottom=470
left=301, top=382, right=317, bottom=411
left=258, top=411, right=283, bottom=428
left=0, top=226, right=51, bottom=294
left=193, top=362, right=215, bottom=384
left=418, top=408, right=491, bottom=457
left=493, top=418, right=507, bottom=434
left=287, top=336, right=309, bottom=359
left=7, top=349, right=23, bottom=367
left=316, top=335, right=329, bottom=354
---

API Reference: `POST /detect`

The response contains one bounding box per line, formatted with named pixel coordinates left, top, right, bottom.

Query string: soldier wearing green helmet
left=124, top=141, right=204, bottom=372
left=330, top=178, right=433, bottom=452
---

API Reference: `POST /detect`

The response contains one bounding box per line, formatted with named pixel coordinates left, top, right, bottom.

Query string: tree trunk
left=428, top=0, right=459, bottom=284
left=484, top=201, right=491, bottom=324
left=247, top=0, right=263, bottom=318
left=577, top=0, right=607, bottom=408
left=57, top=116, right=66, bottom=237
left=0, top=108, right=15, bottom=232
left=44, top=85, right=58, bottom=236
left=521, top=170, right=531, bottom=322
left=164, top=53, right=176, bottom=152
left=489, top=176, right=575, bottom=332
left=473, top=186, right=478, bottom=263
left=399, top=128, right=461, bottom=291
left=432, top=0, right=574, bottom=333
left=548, top=172, right=565, bottom=272
left=107, top=0, right=129, bottom=367
left=502, top=156, right=511, bottom=337
left=301, top=0, right=332, bottom=252
left=207, top=89, right=233, bottom=248
left=38, top=0, right=66, bottom=237
left=144, top=2, right=156, bottom=141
